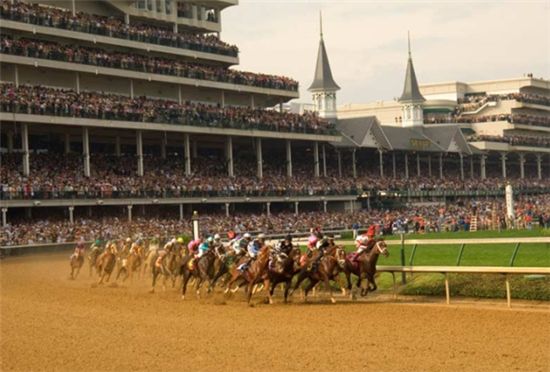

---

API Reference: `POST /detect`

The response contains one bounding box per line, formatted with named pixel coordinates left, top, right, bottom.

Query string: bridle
left=375, top=241, right=388, bottom=256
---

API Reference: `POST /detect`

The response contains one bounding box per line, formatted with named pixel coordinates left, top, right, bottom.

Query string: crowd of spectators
left=0, top=36, right=298, bottom=91
left=2, top=195, right=549, bottom=246
left=458, top=92, right=550, bottom=111
left=0, top=84, right=332, bottom=134
left=2, top=153, right=549, bottom=201
left=468, top=134, right=550, bottom=148
left=0, top=0, right=239, bottom=56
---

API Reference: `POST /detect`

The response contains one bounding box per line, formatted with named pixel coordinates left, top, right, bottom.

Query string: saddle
left=347, top=253, right=361, bottom=271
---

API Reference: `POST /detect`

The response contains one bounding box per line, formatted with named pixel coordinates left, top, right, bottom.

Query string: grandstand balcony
left=0, top=56, right=299, bottom=103
left=0, top=15, right=239, bottom=65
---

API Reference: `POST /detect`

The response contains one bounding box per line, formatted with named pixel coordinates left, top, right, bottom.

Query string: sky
left=221, top=0, right=550, bottom=105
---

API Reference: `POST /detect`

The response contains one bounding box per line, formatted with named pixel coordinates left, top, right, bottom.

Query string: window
left=136, top=0, right=147, bottom=9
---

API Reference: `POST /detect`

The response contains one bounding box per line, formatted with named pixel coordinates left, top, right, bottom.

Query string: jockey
left=164, top=238, right=178, bottom=252
left=247, top=234, right=265, bottom=259
left=155, top=249, right=167, bottom=269
left=212, top=234, right=225, bottom=257
left=354, top=235, right=371, bottom=259
left=188, top=238, right=201, bottom=255
left=129, top=238, right=143, bottom=255
left=232, top=232, right=251, bottom=256
left=196, top=237, right=212, bottom=258
left=307, top=234, right=319, bottom=254
left=274, top=235, right=293, bottom=257
left=71, top=241, right=85, bottom=260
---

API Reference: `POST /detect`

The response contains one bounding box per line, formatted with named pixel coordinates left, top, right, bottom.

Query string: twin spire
left=399, top=31, right=425, bottom=103
left=308, top=11, right=340, bottom=92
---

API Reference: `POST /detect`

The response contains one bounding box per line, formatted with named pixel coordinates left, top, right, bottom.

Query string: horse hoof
left=330, top=298, right=336, bottom=304
left=269, top=299, right=273, bottom=305
left=181, top=295, right=185, bottom=300
left=149, top=288, right=155, bottom=293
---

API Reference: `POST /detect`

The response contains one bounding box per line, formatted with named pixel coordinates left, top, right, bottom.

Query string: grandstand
left=0, top=1, right=548, bottom=245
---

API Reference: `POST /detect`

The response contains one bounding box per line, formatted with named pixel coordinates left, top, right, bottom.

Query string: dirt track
left=1, top=253, right=549, bottom=372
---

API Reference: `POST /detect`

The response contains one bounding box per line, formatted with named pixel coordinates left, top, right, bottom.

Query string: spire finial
left=408, top=30, right=411, bottom=57
left=320, top=10, right=323, bottom=39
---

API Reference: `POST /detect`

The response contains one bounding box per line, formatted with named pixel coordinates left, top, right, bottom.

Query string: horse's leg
left=283, top=280, right=291, bottom=304
left=360, top=271, right=369, bottom=297
left=303, top=279, right=318, bottom=303
left=150, top=268, right=158, bottom=293
left=367, top=272, right=377, bottom=292
left=195, top=275, right=204, bottom=299
left=264, top=278, right=272, bottom=304
left=224, top=270, right=241, bottom=294
left=323, top=274, right=336, bottom=304
left=289, top=270, right=307, bottom=297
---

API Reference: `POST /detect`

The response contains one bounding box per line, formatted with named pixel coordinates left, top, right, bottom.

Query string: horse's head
left=373, top=239, right=389, bottom=257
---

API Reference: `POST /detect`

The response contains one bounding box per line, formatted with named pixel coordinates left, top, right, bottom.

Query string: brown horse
left=290, top=245, right=346, bottom=303
left=87, top=244, right=102, bottom=277
left=115, top=244, right=143, bottom=282
left=96, top=242, right=118, bottom=285
left=343, top=239, right=389, bottom=297
left=150, top=247, right=180, bottom=293
left=69, top=253, right=85, bottom=280
left=180, top=250, right=216, bottom=300
left=267, top=248, right=301, bottom=303
left=225, top=246, right=272, bottom=304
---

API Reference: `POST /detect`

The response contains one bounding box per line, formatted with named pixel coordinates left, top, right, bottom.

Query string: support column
left=536, top=154, right=542, bottom=180
left=75, top=72, right=80, bottom=93
left=351, top=149, right=357, bottom=179
left=500, top=152, right=507, bottom=179
left=68, top=206, right=74, bottom=224
left=404, top=153, right=409, bottom=179
left=82, top=127, right=90, bottom=178
left=129, top=79, right=134, bottom=99
left=439, top=153, right=444, bottom=179
left=322, top=144, right=327, bottom=177
left=225, top=203, right=230, bottom=217
left=136, top=130, right=144, bottom=177
left=250, top=95, right=255, bottom=108
left=179, top=204, right=184, bottom=221
left=14, top=65, right=19, bottom=87
left=220, top=91, right=225, bottom=108
left=428, top=155, right=432, bottom=177
left=124, top=13, right=130, bottom=25
left=127, top=205, right=133, bottom=222
left=519, top=153, right=525, bottom=179
left=256, top=138, right=263, bottom=179
left=470, top=156, right=474, bottom=179
left=71, top=0, right=76, bottom=16
left=115, top=136, right=121, bottom=157
left=22, top=123, right=30, bottom=177
left=378, top=149, right=384, bottom=178
left=160, top=137, right=166, bottom=159
left=286, top=140, right=292, bottom=177
left=226, top=136, right=234, bottom=178
left=416, top=153, right=421, bottom=177
left=64, top=133, right=71, bottom=154
left=266, top=202, right=271, bottom=217
left=184, top=134, right=191, bottom=176
left=459, top=153, right=464, bottom=181
left=2, top=208, right=8, bottom=227
left=6, top=131, right=14, bottom=153
left=294, top=201, right=299, bottom=216
left=392, top=152, right=397, bottom=179
left=337, top=150, right=342, bottom=178
left=178, top=85, right=182, bottom=104
left=323, top=200, right=328, bottom=213
left=313, top=142, right=320, bottom=178
left=480, top=154, right=487, bottom=180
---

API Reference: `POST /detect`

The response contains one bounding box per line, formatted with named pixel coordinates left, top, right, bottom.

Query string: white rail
left=377, top=265, right=550, bottom=308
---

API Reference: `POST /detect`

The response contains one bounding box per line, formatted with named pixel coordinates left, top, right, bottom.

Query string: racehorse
left=150, top=247, right=180, bottom=292
left=343, top=238, right=389, bottom=297
left=290, top=245, right=346, bottom=303
left=115, top=243, right=143, bottom=282
left=69, top=252, right=85, bottom=280
left=225, top=245, right=272, bottom=304
left=180, top=249, right=216, bottom=300
left=267, top=247, right=301, bottom=303
left=142, top=242, right=159, bottom=277
left=96, top=242, right=118, bottom=285
left=87, top=244, right=102, bottom=277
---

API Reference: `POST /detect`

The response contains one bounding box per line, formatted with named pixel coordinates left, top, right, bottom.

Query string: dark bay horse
left=268, top=248, right=301, bottom=303
left=225, top=246, right=272, bottom=304
left=180, top=250, right=217, bottom=300
left=290, top=245, right=346, bottom=303
left=343, top=238, right=389, bottom=297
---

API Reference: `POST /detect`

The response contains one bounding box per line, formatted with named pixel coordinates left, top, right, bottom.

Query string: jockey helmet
left=207, top=236, right=214, bottom=243
left=94, top=239, right=101, bottom=245
left=177, top=237, right=184, bottom=244
left=243, top=233, right=252, bottom=240
left=170, top=238, right=177, bottom=245
left=214, top=234, right=221, bottom=241
left=308, top=235, right=318, bottom=246
left=126, top=237, right=132, bottom=243
left=257, top=233, right=266, bottom=241
left=284, top=234, right=292, bottom=242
